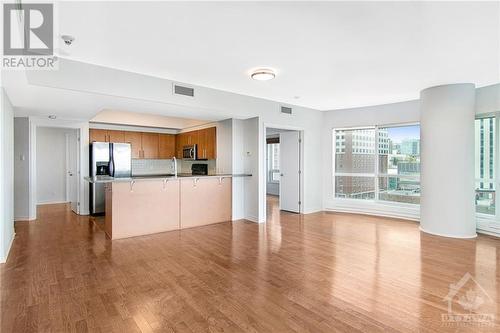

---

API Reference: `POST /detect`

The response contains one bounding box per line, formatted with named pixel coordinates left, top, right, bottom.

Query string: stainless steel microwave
left=182, top=144, right=197, bottom=160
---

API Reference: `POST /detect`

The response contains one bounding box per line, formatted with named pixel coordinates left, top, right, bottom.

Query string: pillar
left=420, top=83, right=476, bottom=238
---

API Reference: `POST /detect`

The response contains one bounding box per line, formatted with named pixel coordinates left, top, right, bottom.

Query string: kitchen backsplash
left=132, top=159, right=174, bottom=176
left=132, top=159, right=216, bottom=176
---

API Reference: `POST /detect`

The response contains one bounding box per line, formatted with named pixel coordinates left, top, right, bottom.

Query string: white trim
left=0, top=233, right=15, bottom=264
left=325, top=198, right=420, bottom=221
left=244, top=215, right=261, bottom=223
left=37, top=200, right=70, bottom=205
left=419, top=226, right=477, bottom=239
left=14, top=216, right=35, bottom=222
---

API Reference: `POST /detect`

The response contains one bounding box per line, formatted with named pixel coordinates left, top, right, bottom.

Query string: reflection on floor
left=1, top=202, right=500, bottom=332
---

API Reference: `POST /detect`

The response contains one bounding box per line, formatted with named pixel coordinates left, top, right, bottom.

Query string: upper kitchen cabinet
left=89, top=129, right=125, bottom=143
left=107, top=130, right=125, bottom=143
left=185, top=130, right=198, bottom=146
left=141, top=132, right=160, bottom=159
left=159, top=134, right=176, bottom=159
left=89, top=129, right=108, bottom=142
left=124, top=131, right=142, bottom=158
left=198, top=127, right=216, bottom=159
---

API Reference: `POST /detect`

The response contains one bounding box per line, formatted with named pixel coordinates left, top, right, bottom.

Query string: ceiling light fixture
left=251, top=68, right=276, bottom=81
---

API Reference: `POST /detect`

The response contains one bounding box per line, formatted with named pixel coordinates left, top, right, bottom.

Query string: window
left=268, top=143, right=280, bottom=183
left=475, top=117, right=495, bottom=215
left=334, top=124, right=420, bottom=204
left=334, top=128, right=376, bottom=199
left=378, top=125, right=420, bottom=204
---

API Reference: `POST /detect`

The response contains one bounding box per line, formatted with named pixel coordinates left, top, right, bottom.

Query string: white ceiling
left=2, top=1, right=499, bottom=121
left=52, top=1, right=499, bottom=110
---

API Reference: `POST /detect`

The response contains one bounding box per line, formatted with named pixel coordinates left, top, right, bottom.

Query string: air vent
left=281, top=106, right=292, bottom=115
left=174, top=84, right=194, bottom=97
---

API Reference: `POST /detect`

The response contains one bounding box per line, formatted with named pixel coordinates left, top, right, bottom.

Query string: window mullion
left=374, top=126, right=379, bottom=201
left=495, top=116, right=500, bottom=221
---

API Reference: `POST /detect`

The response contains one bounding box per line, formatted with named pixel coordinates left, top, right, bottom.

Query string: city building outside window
left=267, top=143, right=280, bottom=183
left=333, top=124, right=420, bottom=204
left=475, top=117, right=495, bottom=215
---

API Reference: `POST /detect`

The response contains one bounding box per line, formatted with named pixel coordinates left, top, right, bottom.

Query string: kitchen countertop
left=84, top=174, right=252, bottom=183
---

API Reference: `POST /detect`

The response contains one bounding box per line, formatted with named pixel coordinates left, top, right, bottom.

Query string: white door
left=279, top=131, right=300, bottom=213
left=66, top=132, right=79, bottom=213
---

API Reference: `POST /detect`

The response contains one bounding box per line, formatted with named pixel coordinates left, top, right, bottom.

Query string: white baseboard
left=0, top=233, right=15, bottom=264
left=14, top=216, right=36, bottom=222
left=244, top=215, right=261, bottom=223
left=37, top=200, right=69, bottom=205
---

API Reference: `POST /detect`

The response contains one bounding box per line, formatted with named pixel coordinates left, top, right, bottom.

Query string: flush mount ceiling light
left=250, top=68, right=276, bottom=81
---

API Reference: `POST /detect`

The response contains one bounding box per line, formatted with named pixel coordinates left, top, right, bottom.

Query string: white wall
left=0, top=88, right=15, bottom=263
left=14, top=117, right=30, bottom=220
left=232, top=119, right=245, bottom=220
left=243, top=117, right=260, bottom=222
left=36, top=127, right=75, bottom=204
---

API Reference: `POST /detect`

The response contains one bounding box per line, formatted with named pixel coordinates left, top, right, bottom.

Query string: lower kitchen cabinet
left=180, top=177, right=232, bottom=228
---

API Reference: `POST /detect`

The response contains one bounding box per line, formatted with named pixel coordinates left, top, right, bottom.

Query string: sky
left=386, top=125, right=420, bottom=143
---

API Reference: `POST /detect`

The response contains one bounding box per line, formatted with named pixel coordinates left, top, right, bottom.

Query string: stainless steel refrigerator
left=89, top=142, right=131, bottom=215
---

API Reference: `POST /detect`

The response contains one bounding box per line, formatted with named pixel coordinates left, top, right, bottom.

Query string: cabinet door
left=124, top=131, right=142, bottom=159
left=186, top=130, right=199, bottom=146
left=89, top=129, right=108, bottom=142
left=205, top=127, right=217, bottom=159
left=141, top=132, right=159, bottom=159
left=197, top=129, right=208, bottom=159
left=175, top=133, right=184, bottom=159
left=159, top=134, right=176, bottom=159
left=107, top=130, right=125, bottom=143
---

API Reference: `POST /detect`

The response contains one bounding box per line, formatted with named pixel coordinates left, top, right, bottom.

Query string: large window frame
left=475, top=114, right=500, bottom=221
left=333, top=122, right=420, bottom=206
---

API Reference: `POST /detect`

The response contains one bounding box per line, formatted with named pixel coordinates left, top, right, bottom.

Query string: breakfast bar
left=86, top=174, right=250, bottom=239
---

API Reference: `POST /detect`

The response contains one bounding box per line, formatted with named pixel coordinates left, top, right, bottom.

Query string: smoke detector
left=61, top=35, right=75, bottom=46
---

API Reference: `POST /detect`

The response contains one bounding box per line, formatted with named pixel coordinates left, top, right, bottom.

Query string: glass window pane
left=475, top=118, right=496, bottom=215
left=335, top=128, right=375, bottom=174
left=335, top=176, right=375, bottom=199
left=378, top=125, right=420, bottom=176
left=475, top=180, right=495, bottom=215
left=378, top=176, right=420, bottom=204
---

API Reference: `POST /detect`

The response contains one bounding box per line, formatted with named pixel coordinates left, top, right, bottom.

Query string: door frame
left=28, top=116, right=90, bottom=220
left=65, top=131, right=79, bottom=212
left=262, top=124, right=304, bottom=221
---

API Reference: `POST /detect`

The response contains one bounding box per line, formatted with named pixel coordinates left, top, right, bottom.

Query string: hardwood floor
left=1, top=200, right=500, bottom=332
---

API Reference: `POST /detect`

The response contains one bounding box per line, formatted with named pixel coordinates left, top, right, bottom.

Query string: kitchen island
left=85, top=174, right=250, bottom=239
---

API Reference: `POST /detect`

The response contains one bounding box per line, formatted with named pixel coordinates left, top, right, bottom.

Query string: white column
left=420, top=83, right=476, bottom=238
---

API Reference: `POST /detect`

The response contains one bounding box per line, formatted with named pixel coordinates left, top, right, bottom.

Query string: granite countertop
left=84, top=174, right=252, bottom=183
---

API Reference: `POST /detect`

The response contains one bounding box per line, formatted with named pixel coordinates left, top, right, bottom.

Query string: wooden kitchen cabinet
left=159, top=134, right=176, bottom=159
left=107, top=130, right=125, bottom=143
left=89, top=129, right=125, bottom=143
left=141, top=132, right=159, bottom=159
left=175, top=133, right=187, bottom=158
left=197, top=127, right=216, bottom=159
left=174, top=127, right=217, bottom=159
left=124, top=131, right=142, bottom=158
left=89, top=129, right=107, bottom=142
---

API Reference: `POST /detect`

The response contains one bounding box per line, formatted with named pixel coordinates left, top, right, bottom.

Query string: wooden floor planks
left=1, top=197, right=500, bottom=332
